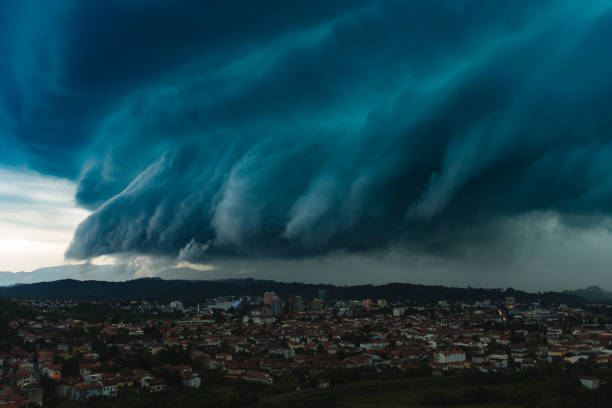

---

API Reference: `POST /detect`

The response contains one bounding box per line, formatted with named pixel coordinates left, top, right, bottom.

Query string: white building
left=101, top=379, right=118, bottom=398
left=209, top=301, right=234, bottom=311
left=83, top=373, right=103, bottom=384
left=183, top=373, right=202, bottom=388
left=242, top=372, right=273, bottom=384
left=580, top=376, right=600, bottom=389
left=434, top=350, right=466, bottom=364
left=393, top=307, right=406, bottom=317
left=141, top=377, right=167, bottom=393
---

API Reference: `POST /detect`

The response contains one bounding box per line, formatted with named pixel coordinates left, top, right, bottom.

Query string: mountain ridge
left=0, top=277, right=594, bottom=305
left=564, top=285, right=612, bottom=302
left=0, top=264, right=235, bottom=286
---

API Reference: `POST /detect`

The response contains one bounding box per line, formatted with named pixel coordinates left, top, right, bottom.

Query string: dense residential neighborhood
left=1, top=293, right=612, bottom=407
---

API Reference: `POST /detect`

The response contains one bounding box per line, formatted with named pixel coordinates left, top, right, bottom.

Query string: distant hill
left=564, top=286, right=612, bottom=302
left=0, top=264, right=230, bottom=286
left=0, top=277, right=586, bottom=305
left=0, top=264, right=129, bottom=285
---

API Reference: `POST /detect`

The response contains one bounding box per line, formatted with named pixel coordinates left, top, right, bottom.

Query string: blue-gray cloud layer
left=2, top=0, right=612, bottom=261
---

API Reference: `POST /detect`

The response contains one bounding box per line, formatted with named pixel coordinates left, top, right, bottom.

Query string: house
left=170, top=365, right=193, bottom=377
left=79, top=363, right=101, bottom=376
left=225, top=369, right=244, bottom=381
left=57, top=344, right=70, bottom=352
left=101, top=378, right=119, bottom=398
left=342, top=355, right=375, bottom=368
left=269, top=348, right=294, bottom=359
left=70, top=381, right=103, bottom=401
left=359, top=340, right=389, bottom=350
left=216, top=353, right=232, bottom=361
left=116, top=376, right=135, bottom=389
left=0, top=386, right=28, bottom=407
left=12, top=369, right=36, bottom=388
left=393, top=307, right=406, bottom=317
left=242, top=371, right=273, bottom=385
left=488, top=357, right=508, bottom=369
left=83, top=353, right=100, bottom=361
left=182, top=372, right=202, bottom=388
left=57, top=378, right=81, bottom=398
left=518, top=358, right=537, bottom=369
left=579, top=376, right=600, bottom=390
left=433, top=350, right=466, bottom=364
left=141, top=377, right=167, bottom=393
left=150, top=346, right=164, bottom=355
left=318, top=378, right=330, bottom=388
left=288, top=341, right=304, bottom=350
left=43, top=364, right=62, bottom=380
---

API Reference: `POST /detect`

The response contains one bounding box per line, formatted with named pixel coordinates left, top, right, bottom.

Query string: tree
left=511, top=332, right=526, bottom=344
left=62, top=354, right=81, bottom=378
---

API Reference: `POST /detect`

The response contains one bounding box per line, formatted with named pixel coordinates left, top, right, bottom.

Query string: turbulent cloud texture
left=2, top=1, right=612, bottom=266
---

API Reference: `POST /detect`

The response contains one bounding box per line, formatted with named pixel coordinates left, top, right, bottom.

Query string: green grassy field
left=329, top=381, right=524, bottom=407
left=256, top=370, right=610, bottom=408
left=337, top=384, right=521, bottom=407
left=257, top=376, right=528, bottom=408
left=44, top=369, right=612, bottom=408
left=340, top=404, right=517, bottom=408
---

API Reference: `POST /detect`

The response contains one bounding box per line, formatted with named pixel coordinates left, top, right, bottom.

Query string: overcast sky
left=1, top=1, right=612, bottom=290
left=0, top=167, right=88, bottom=271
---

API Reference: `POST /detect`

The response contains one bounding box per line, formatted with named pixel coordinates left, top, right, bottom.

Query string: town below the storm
left=2, top=287, right=612, bottom=407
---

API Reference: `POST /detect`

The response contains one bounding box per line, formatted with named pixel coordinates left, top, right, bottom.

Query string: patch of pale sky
left=0, top=167, right=89, bottom=271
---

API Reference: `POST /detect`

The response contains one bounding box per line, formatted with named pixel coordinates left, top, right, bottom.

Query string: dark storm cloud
left=1, top=0, right=369, bottom=177
left=2, top=1, right=612, bottom=262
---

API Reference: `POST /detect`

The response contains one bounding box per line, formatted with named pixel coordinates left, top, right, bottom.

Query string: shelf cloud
left=2, top=1, right=612, bottom=285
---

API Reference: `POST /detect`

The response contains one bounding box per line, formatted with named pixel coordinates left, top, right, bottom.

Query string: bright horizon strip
left=0, top=166, right=89, bottom=271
